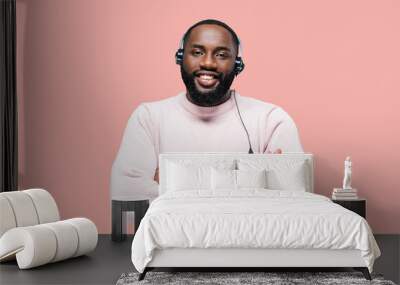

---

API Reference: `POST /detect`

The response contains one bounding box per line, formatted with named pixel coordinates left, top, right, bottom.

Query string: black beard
left=180, top=65, right=236, bottom=107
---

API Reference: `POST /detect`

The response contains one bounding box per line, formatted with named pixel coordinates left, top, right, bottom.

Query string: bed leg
left=354, top=267, right=371, bottom=280
left=138, top=268, right=148, bottom=281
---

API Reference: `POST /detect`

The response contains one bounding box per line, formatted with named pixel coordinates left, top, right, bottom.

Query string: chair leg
left=354, top=267, right=372, bottom=280
left=111, top=200, right=125, bottom=242
left=138, top=268, right=148, bottom=281
left=134, top=200, right=149, bottom=234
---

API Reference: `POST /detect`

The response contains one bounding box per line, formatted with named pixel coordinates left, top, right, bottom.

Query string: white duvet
left=131, top=190, right=380, bottom=273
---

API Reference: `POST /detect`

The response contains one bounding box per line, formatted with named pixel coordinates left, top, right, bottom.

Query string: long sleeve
left=264, top=108, right=304, bottom=153
left=110, top=104, right=159, bottom=201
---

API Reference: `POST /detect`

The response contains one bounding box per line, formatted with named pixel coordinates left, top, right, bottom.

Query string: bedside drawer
left=332, top=199, right=366, bottom=218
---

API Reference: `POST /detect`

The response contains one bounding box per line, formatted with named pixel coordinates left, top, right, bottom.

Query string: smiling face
left=180, top=24, right=238, bottom=107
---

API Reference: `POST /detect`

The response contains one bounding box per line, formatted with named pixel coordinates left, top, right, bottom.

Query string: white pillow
left=211, top=168, right=236, bottom=190
left=238, top=159, right=308, bottom=191
left=236, top=169, right=267, bottom=189
left=266, top=163, right=307, bottom=191
left=164, top=159, right=236, bottom=192
left=166, top=162, right=211, bottom=191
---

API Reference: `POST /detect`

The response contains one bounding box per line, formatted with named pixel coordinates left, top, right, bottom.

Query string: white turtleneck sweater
left=110, top=91, right=303, bottom=201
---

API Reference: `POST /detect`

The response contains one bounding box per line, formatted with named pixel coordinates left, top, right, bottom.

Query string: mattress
left=131, top=189, right=380, bottom=273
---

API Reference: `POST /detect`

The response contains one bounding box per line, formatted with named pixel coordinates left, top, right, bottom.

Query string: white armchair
left=0, top=188, right=98, bottom=269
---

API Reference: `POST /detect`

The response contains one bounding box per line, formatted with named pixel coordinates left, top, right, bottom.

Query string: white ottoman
left=0, top=189, right=98, bottom=269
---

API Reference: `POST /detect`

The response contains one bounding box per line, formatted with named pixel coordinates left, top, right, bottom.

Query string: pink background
left=16, top=0, right=400, bottom=233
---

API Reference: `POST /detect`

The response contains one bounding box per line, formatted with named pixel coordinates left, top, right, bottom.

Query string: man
left=111, top=19, right=303, bottom=201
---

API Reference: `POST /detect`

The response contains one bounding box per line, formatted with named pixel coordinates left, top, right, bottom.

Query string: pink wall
left=16, top=0, right=400, bottom=233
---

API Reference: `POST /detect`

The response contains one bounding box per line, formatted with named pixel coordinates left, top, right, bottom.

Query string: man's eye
left=192, top=50, right=203, bottom=56
left=216, top=53, right=230, bottom=59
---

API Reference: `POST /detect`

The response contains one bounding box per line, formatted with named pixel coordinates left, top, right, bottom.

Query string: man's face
left=180, top=24, right=237, bottom=107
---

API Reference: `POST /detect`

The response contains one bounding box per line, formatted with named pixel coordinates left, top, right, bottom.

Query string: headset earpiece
left=175, top=48, right=184, bottom=65
left=234, top=56, right=245, bottom=75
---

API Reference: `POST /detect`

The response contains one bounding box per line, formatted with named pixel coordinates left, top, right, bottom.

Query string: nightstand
left=332, top=198, right=366, bottom=218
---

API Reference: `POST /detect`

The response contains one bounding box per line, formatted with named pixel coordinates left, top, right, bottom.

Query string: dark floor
left=0, top=235, right=133, bottom=285
left=0, top=234, right=399, bottom=285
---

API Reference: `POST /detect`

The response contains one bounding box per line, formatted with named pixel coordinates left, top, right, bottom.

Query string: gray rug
left=116, top=271, right=396, bottom=285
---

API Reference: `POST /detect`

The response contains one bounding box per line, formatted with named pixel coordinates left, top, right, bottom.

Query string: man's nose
left=199, top=53, right=217, bottom=70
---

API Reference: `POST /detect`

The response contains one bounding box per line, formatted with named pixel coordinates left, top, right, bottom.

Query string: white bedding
left=131, top=190, right=380, bottom=273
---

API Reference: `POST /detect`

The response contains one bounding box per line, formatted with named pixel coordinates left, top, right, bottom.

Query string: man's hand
left=154, top=167, right=159, bottom=183
left=266, top=148, right=282, bottom=154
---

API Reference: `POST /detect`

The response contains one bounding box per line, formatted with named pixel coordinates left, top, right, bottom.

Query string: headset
left=175, top=37, right=245, bottom=76
left=175, top=25, right=252, bottom=153
left=232, top=89, right=254, bottom=154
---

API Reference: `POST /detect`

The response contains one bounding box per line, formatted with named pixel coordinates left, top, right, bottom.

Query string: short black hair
left=182, top=19, right=240, bottom=53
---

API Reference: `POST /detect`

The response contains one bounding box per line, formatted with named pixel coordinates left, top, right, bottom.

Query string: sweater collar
left=179, top=90, right=237, bottom=118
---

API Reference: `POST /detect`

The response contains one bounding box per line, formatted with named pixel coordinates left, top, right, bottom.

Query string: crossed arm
left=112, top=105, right=301, bottom=197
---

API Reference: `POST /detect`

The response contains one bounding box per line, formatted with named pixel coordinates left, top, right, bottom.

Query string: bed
left=131, top=153, right=381, bottom=281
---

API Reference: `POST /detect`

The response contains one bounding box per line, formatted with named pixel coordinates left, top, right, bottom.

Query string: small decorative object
left=332, top=156, right=358, bottom=200
left=342, top=156, right=352, bottom=190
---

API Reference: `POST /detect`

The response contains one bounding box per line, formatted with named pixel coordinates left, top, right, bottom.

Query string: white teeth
left=199, top=75, right=214, bottom=80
